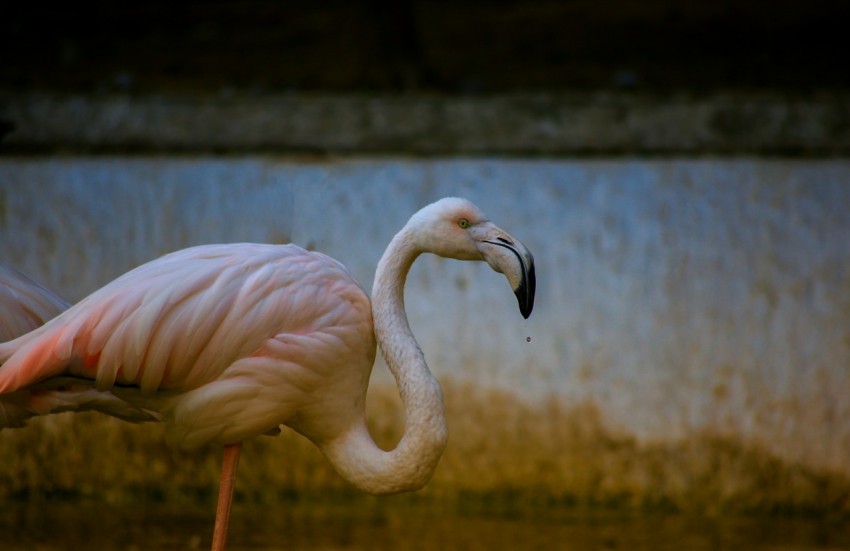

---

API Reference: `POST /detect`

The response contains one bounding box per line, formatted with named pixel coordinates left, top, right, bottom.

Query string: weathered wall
left=4, top=94, right=850, bottom=155
left=2, top=159, right=848, bottom=478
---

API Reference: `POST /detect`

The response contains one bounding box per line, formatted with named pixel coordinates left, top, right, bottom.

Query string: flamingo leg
left=211, top=442, right=242, bottom=551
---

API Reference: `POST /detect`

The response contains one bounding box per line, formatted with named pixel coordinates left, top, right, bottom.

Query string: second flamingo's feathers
left=0, top=265, right=69, bottom=343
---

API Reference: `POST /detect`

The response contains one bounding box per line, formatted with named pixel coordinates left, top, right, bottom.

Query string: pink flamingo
left=0, top=197, right=535, bottom=550
left=0, top=265, right=68, bottom=342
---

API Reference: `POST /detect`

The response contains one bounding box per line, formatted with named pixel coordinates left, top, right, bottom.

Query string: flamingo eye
left=458, top=218, right=470, bottom=229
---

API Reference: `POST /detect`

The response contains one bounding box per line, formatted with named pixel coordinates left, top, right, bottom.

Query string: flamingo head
left=407, top=197, right=536, bottom=319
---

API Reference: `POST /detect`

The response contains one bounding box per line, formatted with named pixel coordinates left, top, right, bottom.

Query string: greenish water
left=2, top=499, right=848, bottom=550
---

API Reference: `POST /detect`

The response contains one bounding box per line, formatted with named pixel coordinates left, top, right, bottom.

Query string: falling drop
left=526, top=336, right=532, bottom=343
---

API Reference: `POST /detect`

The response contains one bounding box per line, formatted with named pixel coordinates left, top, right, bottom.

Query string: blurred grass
left=0, top=378, right=847, bottom=516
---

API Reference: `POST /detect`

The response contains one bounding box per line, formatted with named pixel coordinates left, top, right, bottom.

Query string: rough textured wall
left=1, top=159, right=849, bottom=479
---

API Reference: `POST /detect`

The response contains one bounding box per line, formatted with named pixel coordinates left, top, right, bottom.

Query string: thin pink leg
left=211, top=443, right=242, bottom=551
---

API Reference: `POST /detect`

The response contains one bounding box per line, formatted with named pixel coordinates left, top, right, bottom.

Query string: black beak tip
left=515, top=262, right=536, bottom=319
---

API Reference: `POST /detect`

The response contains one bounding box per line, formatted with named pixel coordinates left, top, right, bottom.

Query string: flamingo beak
left=475, top=227, right=536, bottom=319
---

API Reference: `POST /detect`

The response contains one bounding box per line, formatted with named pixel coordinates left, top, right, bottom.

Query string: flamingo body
left=0, top=243, right=375, bottom=448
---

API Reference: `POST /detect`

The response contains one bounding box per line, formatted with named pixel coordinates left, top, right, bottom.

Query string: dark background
left=2, top=1, right=848, bottom=95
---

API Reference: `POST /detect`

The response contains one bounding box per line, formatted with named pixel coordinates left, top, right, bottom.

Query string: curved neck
left=320, top=226, right=448, bottom=495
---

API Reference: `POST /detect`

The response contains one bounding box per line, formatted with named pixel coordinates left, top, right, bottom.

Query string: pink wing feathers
left=0, top=244, right=369, bottom=397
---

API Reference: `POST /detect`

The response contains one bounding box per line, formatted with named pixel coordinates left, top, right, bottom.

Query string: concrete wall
left=4, top=94, right=850, bottom=155
left=2, top=159, right=848, bottom=475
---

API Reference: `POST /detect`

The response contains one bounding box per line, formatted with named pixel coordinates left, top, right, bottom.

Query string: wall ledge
left=2, top=92, right=849, bottom=156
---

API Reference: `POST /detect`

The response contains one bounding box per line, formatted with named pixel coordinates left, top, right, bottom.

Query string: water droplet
left=526, top=336, right=532, bottom=343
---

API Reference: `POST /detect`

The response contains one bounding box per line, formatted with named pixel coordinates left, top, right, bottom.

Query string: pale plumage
left=0, top=265, right=69, bottom=342
left=0, top=197, right=535, bottom=550
left=0, top=244, right=374, bottom=448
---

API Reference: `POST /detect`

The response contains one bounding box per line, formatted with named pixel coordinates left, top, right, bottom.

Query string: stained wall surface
left=2, top=160, right=848, bottom=476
